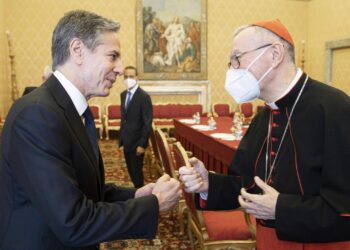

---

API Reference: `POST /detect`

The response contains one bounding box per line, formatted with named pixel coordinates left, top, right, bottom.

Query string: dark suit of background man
left=0, top=10, right=181, bottom=250
left=120, top=66, right=152, bottom=188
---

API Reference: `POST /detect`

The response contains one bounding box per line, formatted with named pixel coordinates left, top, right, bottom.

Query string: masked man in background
left=119, top=66, right=153, bottom=188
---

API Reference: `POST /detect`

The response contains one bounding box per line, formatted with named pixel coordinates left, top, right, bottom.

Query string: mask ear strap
left=258, top=66, right=273, bottom=83
left=246, top=45, right=272, bottom=71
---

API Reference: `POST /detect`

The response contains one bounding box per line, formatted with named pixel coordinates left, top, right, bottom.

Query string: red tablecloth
left=174, top=117, right=243, bottom=174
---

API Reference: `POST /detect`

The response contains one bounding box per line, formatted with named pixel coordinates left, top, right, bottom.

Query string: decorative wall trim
left=325, top=38, right=350, bottom=84
left=139, top=80, right=211, bottom=112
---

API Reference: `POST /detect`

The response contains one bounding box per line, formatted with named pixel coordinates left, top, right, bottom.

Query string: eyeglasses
left=229, top=43, right=272, bottom=69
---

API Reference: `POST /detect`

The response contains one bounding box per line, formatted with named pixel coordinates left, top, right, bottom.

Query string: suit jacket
left=0, top=76, right=159, bottom=250
left=119, top=87, right=153, bottom=152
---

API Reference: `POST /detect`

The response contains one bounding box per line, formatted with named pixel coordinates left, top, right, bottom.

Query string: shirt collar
left=128, top=84, right=139, bottom=95
left=266, top=68, right=303, bottom=110
left=53, top=70, right=88, bottom=116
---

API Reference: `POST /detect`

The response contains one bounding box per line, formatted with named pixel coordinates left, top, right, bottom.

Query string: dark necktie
left=125, top=91, right=132, bottom=110
left=83, top=107, right=99, bottom=160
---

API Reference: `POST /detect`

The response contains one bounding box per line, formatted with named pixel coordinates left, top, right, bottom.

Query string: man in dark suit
left=120, top=66, right=152, bottom=188
left=0, top=10, right=181, bottom=250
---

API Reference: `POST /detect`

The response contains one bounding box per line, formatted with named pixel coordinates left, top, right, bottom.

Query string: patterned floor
left=99, top=139, right=192, bottom=250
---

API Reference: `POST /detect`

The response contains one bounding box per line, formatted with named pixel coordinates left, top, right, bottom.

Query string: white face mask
left=123, top=78, right=137, bottom=89
left=225, top=45, right=273, bottom=103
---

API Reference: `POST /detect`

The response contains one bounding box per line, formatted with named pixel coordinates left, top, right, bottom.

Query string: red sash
left=257, top=223, right=350, bottom=250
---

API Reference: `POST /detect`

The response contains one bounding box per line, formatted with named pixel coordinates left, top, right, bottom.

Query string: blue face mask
left=225, top=45, right=273, bottom=103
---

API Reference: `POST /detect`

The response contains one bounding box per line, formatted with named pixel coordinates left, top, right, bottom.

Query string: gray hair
left=233, top=25, right=295, bottom=64
left=51, top=10, right=120, bottom=70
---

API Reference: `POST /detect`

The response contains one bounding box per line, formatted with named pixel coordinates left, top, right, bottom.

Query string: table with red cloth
left=174, top=117, right=243, bottom=174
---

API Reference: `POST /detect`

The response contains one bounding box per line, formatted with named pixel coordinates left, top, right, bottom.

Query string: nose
left=113, top=59, right=123, bottom=76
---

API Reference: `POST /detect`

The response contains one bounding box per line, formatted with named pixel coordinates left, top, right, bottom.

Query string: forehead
left=124, top=68, right=136, bottom=75
left=96, top=32, right=120, bottom=51
left=231, top=27, right=257, bottom=53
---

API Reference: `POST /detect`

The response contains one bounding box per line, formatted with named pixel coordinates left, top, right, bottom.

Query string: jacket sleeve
left=203, top=172, right=241, bottom=210
left=104, top=183, right=136, bottom=202
left=137, top=93, right=153, bottom=148
left=7, top=103, right=159, bottom=246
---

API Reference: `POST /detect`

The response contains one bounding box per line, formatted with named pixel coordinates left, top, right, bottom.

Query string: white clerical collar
left=266, top=68, right=303, bottom=110
left=53, top=70, right=88, bottom=116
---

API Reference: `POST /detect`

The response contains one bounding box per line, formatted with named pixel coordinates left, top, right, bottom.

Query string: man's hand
left=178, top=157, right=209, bottom=193
left=136, top=146, right=145, bottom=156
left=152, top=174, right=181, bottom=213
left=135, top=182, right=156, bottom=198
left=238, top=176, right=279, bottom=220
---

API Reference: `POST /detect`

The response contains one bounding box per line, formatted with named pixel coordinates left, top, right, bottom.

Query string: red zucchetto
left=252, top=19, right=294, bottom=47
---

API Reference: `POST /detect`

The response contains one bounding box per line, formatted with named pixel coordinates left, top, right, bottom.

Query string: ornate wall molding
left=139, top=80, right=211, bottom=112
left=325, top=38, right=350, bottom=85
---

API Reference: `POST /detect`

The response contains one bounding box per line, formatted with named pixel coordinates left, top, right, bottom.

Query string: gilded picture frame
left=136, top=0, right=207, bottom=80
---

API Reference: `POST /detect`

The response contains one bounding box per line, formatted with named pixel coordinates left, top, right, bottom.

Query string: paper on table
left=210, top=133, right=231, bottom=139
left=179, top=119, right=196, bottom=124
left=191, top=125, right=211, bottom=131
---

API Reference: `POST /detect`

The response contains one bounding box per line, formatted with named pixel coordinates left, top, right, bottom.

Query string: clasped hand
left=178, top=157, right=209, bottom=193
left=135, top=174, right=182, bottom=213
left=239, top=176, right=279, bottom=220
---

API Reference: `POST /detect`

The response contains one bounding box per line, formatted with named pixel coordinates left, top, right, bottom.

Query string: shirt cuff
left=200, top=192, right=208, bottom=200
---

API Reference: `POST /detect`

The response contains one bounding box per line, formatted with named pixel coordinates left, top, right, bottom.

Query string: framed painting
left=136, top=0, right=207, bottom=80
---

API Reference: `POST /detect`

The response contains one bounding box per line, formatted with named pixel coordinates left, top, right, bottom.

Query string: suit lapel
left=45, top=76, right=102, bottom=190
left=126, top=87, right=140, bottom=112
left=121, top=91, right=127, bottom=118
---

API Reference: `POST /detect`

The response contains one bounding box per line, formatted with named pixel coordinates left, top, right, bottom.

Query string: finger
left=238, top=194, right=253, bottom=208
left=238, top=195, right=246, bottom=207
left=240, top=188, right=260, bottom=202
left=147, top=183, right=156, bottom=188
left=184, top=181, right=202, bottom=193
left=168, top=178, right=180, bottom=187
left=245, top=209, right=258, bottom=217
left=180, top=172, right=200, bottom=182
left=178, top=166, right=195, bottom=175
left=254, top=176, right=271, bottom=193
left=157, top=174, right=170, bottom=183
left=188, top=157, right=199, bottom=165
left=183, top=177, right=201, bottom=188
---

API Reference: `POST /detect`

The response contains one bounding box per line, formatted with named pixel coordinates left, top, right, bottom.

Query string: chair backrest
left=256, top=105, right=265, bottom=113
left=150, top=123, right=161, bottom=163
left=106, top=104, right=121, bottom=120
left=240, top=102, right=253, bottom=118
left=154, top=128, right=176, bottom=178
left=213, top=103, right=230, bottom=117
left=89, top=105, right=101, bottom=119
left=172, top=142, right=200, bottom=224
left=172, top=141, right=189, bottom=170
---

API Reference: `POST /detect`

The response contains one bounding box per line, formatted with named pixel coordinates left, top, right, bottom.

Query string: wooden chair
left=172, top=141, right=256, bottom=250
left=104, top=104, right=121, bottom=140
left=212, top=103, right=234, bottom=117
left=256, top=105, right=265, bottom=113
left=145, top=123, right=164, bottom=178
left=89, top=105, right=103, bottom=139
left=239, top=102, right=254, bottom=118
left=154, top=127, right=177, bottom=178
left=154, top=129, right=190, bottom=235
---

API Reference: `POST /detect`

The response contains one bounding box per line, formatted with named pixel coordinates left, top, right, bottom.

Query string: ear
left=69, top=38, right=84, bottom=65
left=271, top=43, right=285, bottom=68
